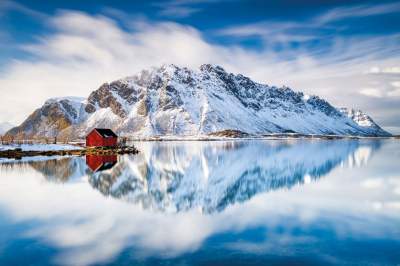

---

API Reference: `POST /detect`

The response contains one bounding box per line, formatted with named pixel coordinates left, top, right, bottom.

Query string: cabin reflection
left=86, top=155, right=117, bottom=172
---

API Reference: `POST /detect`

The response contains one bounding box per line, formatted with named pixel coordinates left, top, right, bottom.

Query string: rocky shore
left=0, top=146, right=139, bottom=159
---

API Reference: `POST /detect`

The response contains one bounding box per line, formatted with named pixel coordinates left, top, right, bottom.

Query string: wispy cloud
left=0, top=0, right=48, bottom=19
left=216, top=21, right=325, bottom=44
left=158, top=5, right=201, bottom=18
left=315, top=2, right=400, bottom=24
left=217, top=2, right=400, bottom=48
left=154, top=0, right=214, bottom=18
left=154, top=0, right=232, bottom=18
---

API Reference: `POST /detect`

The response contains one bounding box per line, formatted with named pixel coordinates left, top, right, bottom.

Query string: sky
left=0, top=0, right=399, bottom=133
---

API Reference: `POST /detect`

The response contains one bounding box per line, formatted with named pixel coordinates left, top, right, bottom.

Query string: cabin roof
left=92, top=128, right=118, bottom=138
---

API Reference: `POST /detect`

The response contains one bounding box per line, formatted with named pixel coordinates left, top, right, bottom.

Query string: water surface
left=0, top=139, right=399, bottom=265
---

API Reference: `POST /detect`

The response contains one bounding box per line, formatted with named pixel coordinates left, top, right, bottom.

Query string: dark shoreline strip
left=0, top=146, right=139, bottom=159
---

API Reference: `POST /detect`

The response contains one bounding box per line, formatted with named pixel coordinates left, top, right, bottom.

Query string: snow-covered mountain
left=6, top=64, right=391, bottom=138
left=338, top=108, right=387, bottom=134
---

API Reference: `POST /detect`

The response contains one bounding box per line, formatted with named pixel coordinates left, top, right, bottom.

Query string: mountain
left=338, top=108, right=388, bottom=136
left=6, top=97, right=86, bottom=139
left=6, top=64, right=391, bottom=139
left=0, top=122, right=14, bottom=135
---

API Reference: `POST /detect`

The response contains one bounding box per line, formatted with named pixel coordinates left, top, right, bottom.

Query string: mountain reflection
left=87, top=140, right=381, bottom=213
left=1, top=140, right=381, bottom=213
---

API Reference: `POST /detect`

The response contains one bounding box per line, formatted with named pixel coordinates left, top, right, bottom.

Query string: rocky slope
left=6, top=97, right=86, bottom=139
left=6, top=64, right=391, bottom=138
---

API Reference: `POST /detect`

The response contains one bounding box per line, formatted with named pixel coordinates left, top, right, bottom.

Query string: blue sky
left=0, top=0, right=400, bottom=133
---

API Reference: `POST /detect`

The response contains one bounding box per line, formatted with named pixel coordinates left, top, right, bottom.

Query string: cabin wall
left=86, top=131, right=103, bottom=147
left=86, top=131, right=118, bottom=147
left=103, top=137, right=118, bottom=147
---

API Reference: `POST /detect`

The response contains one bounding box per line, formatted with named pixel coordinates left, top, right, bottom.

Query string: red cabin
left=86, top=128, right=118, bottom=147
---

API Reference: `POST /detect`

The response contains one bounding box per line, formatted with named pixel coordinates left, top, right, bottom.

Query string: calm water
left=0, top=139, right=399, bottom=266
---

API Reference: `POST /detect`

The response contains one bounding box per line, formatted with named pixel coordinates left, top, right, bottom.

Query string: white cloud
left=359, top=88, right=384, bottom=98
left=358, top=82, right=400, bottom=98
left=368, top=66, right=381, bottom=74
left=361, top=179, right=383, bottom=189
left=387, top=82, right=400, bottom=97
left=387, top=89, right=400, bottom=97
left=367, top=66, right=400, bottom=74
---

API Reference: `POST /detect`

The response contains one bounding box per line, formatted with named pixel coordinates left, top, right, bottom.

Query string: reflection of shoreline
left=0, top=156, right=86, bottom=183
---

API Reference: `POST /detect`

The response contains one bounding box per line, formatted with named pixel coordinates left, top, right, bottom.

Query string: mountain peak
left=159, top=63, right=181, bottom=73
left=199, top=64, right=227, bottom=73
left=44, top=96, right=86, bottom=105
left=339, top=108, right=379, bottom=128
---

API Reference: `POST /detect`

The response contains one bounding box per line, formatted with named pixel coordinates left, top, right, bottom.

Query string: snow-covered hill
left=6, top=64, right=391, bottom=138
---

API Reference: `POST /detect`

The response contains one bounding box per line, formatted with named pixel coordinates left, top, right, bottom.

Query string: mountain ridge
left=6, top=64, right=391, bottom=139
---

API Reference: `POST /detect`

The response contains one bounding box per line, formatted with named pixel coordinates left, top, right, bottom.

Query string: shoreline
left=0, top=136, right=398, bottom=159
left=121, top=133, right=398, bottom=141
left=126, top=136, right=396, bottom=141
left=0, top=146, right=139, bottom=159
